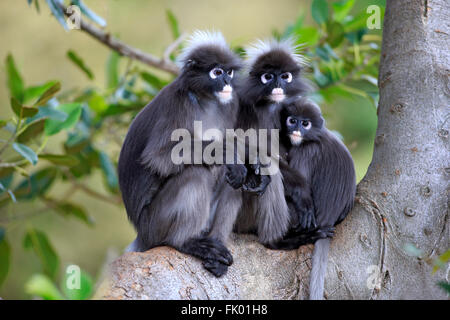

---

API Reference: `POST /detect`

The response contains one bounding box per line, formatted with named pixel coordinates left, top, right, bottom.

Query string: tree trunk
left=96, top=0, right=449, bottom=300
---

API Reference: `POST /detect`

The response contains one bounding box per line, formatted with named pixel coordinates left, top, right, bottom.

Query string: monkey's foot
left=202, top=259, right=229, bottom=277
left=264, top=226, right=335, bottom=250
left=293, top=206, right=317, bottom=231
left=180, top=236, right=233, bottom=266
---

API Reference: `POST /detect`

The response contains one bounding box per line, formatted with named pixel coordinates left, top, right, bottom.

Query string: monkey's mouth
left=290, top=131, right=302, bottom=145
left=216, top=85, right=233, bottom=103
left=270, top=89, right=285, bottom=102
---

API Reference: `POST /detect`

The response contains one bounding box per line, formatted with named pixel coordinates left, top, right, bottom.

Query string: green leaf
left=6, top=54, right=25, bottom=102
left=25, top=274, right=65, bottom=300
left=345, top=29, right=368, bottom=44
left=88, top=94, right=108, bottom=114
left=62, top=267, right=94, bottom=300
left=293, top=26, right=320, bottom=47
left=99, top=151, right=118, bottom=190
left=437, top=281, right=450, bottom=294
left=14, top=167, right=58, bottom=200
left=326, top=21, right=345, bottom=48
left=23, top=229, right=60, bottom=280
left=10, top=97, right=22, bottom=116
left=106, top=52, right=120, bottom=89
left=332, top=0, right=355, bottom=22
left=166, top=9, right=180, bottom=39
left=54, top=202, right=94, bottom=226
left=26, top=105, right=68, bottom=124
left=67, top=50, right=94, bottom=80
left=23, top=81, right=58, bottom=105
left=140, top=72, right=167, bottom=90
left=39, top=154, right=80, bottom=167
left=45, top=103, right=82, bottom=136
left=311, top=0, right=329, bottom=24
left=312, top=62, right=331, bottom=87
left=0, top=230, right=10, bottom=287
left=12, top=142, right=38, bottom=165
left=342, top=11, right=368, bottom=32
left=10, top=97, right=39, bottom=118
left=17, top=119, right=45, bottom=143
left=34, top=82, right=61, bottom=107
left=34, top=0, right=40, bottom=12
left=0, top=120, right=7, bottom=129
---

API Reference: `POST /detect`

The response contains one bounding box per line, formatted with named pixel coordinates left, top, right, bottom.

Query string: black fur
left=118, top=40, right=242, bottom=277
left=269, top=97, right=356, bottom=249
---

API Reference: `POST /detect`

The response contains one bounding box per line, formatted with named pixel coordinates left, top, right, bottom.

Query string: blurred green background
left=0, top=0, right=381, bottom=299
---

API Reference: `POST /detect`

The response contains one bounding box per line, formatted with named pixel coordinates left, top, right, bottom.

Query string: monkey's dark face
left=181, top=46, right=241, bottom=104
left=247, top=50, right=304, bottom=104
left=280, top=99, right=324, bottom=146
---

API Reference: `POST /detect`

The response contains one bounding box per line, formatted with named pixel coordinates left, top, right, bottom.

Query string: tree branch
left=58, top=3, right=180, bottom=75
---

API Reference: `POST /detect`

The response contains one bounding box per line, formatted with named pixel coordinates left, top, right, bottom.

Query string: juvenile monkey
left=268, top=97, right=356, bottom=300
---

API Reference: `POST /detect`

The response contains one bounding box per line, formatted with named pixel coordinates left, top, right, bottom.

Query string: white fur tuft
left=245, top=37, right=307, bottom=70
left=176, top=30, right=229, bottom=67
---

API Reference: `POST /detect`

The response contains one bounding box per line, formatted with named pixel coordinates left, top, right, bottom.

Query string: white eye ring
left=281, top=72, right=293, bottom=83
left=227, top=69, right=234, bottom=78
left=210, top=67, right=224, bottom=79
left=261, top=73, right=273, bottom=84
left=301, top=120, right=312, bottom=130
left=287, top=116, right=297, bottom=126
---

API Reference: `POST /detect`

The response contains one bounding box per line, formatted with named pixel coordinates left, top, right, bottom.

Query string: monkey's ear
left=185, top=59, right=197, bottom=68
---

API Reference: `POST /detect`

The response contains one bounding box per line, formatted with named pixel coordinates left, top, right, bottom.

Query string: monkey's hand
left=242, top=172, right=271, bottom=196
left=225, top=164, right=247, bottom=189
left=290, top=188, right=317, bottom=231
left=265, top=226, right=335, bottom=250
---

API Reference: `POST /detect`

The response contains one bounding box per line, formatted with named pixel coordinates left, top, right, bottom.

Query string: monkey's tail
left=309, top=237, right=331, bottom=300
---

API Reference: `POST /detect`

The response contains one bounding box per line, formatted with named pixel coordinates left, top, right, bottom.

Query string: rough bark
left=97, top=0, right=449, bottom=300
left=95, top=235, right=313, bottom=300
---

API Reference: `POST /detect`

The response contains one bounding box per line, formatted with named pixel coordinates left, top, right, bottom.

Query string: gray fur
left=309, top=238, right=331, bottom=300
left=256, top=171, right=290, bottom=243
left=118, top=31, right=243, bottom=277
left=211, top=39, right=309, bottom=247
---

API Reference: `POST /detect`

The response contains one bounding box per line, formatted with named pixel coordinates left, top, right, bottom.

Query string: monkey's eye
left=261, top=73, right=273, bottom=84
left=227, top=69, right=234, bottom=78
left=301, top=120, right=312, bottom=130
left=286, top=116, right=297, bottom=126
left=281, top=72, right=292, bottom=83
left=210, top=68, right=224, bottom=79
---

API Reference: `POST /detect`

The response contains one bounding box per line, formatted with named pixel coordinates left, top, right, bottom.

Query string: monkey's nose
left=272, top=88, right=284, bottom=95
left=221, top=85, right=232, bottom=93
left=292, top=131, right=302, bottom=137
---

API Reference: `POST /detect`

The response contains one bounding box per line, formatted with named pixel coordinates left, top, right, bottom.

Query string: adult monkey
left=211, top=38, right=310, bottom=246
left=118, top=31, right=246, bottom=277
